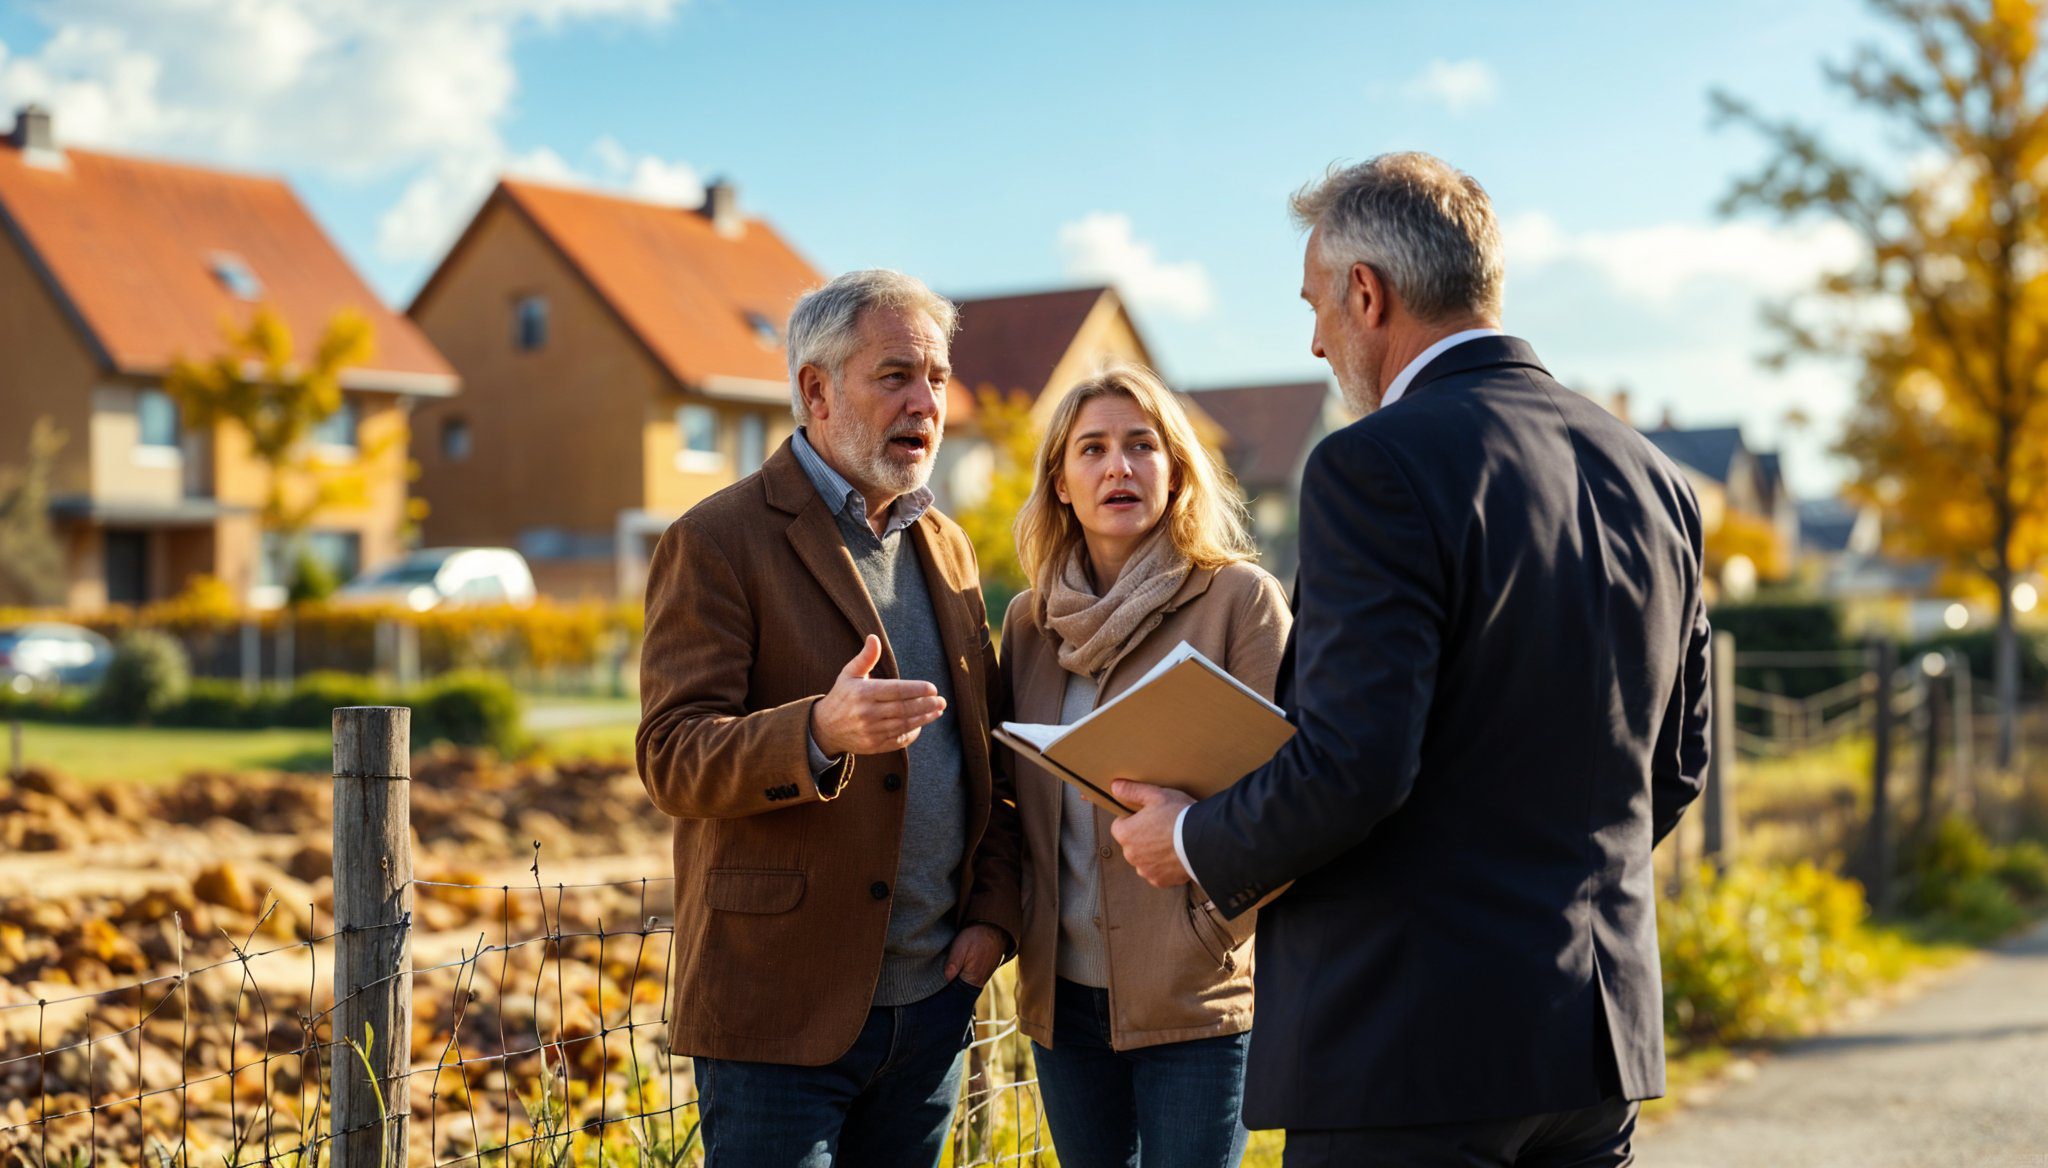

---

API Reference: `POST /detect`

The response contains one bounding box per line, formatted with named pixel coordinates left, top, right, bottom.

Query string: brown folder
left=996, top=642, right=1296, bottom=818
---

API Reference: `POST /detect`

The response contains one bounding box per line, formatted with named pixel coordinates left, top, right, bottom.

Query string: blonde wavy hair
left=1016, top=363, right=1256, bottom=628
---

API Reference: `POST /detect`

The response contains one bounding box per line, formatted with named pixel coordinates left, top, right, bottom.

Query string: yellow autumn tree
left=165, top=306, right=391, bottom=598
left=1715, top=0, right=2048, bottom=766
left=953, top=388, right=1043, bottom=619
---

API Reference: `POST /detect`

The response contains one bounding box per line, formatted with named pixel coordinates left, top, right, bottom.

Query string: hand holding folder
left=994, top=642, right=1296, bottom=816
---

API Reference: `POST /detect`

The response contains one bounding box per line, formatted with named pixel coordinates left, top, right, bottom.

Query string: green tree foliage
left=0, top=417, right=67, bottom=607
left=1715, top=0, right=2048, bottom=767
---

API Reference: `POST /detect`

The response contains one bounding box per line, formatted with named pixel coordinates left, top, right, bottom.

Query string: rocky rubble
left=0, top=751, right=684, bottom=1166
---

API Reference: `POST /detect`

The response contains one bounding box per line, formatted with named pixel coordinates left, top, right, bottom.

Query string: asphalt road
left=1636, top=919, right=2048, bottom=1167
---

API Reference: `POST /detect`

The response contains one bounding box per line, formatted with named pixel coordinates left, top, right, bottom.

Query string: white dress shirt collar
left=1378, top=328, right=1506, bottom=410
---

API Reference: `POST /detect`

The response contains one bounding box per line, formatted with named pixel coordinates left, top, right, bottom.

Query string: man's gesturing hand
left=810, top=634, right=947, bottom=758
left=1109, top=780, right=1195, bottom=888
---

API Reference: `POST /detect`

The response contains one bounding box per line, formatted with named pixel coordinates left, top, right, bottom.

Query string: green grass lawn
left=7, top=721, right=336, bottom=783
left=4, top=704, right=641, bottom=783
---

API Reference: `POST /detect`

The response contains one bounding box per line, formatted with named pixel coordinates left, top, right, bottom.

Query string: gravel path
left=1636, top=919, right=2048, bottom=1167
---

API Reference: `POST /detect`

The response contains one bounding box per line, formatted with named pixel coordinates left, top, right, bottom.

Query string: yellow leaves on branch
left=1721, top=0, right=2048, bottom=585
left=165, top=305, right=387, bottom=536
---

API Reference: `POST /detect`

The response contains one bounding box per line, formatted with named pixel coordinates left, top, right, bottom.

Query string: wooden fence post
left=1868, top=639, right=1897, bottom=912
left=1912, top=665, right=1944, bottom=852
left=1948, top=648, right=1975, bottom=818
left=1702, top=632, right=1739, bottom=866
left=241, top=618, right=261, bottom=694
left=331, top=706, right=413, bottom=1168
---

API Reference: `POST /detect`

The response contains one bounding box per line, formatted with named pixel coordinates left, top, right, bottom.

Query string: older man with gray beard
left=637, top=269, right=1021, bottom=1168
left=1113, top=153, right=1712, bottom=1166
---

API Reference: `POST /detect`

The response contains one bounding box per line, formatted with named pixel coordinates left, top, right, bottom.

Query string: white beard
left=828, top=402, right=941, bottom=499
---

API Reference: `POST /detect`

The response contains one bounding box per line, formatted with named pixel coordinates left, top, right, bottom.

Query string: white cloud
left=0, top=0, right=700, bottom=268
left=592, top=134, right=705, bottom=205
left=1403, top=59, right=1498, bottom=115
left=375, top=137, right=702, bottom=263
left=1501, top=211, right=1866, bottom=303
left=1057, top=211, right=1215, bottom=320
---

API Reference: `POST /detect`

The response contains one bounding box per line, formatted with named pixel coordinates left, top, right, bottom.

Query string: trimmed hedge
left=1901, top=629, right=2048, bottom=699
left=0, top=669, right=521, bottom=751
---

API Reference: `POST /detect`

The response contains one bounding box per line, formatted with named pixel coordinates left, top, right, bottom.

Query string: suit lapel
left=787, top=500, right=888, bottom=650
left=764, top=442, right=889, bottom=655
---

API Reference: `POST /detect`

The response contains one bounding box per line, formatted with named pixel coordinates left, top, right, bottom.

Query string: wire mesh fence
left=0, top=710, right=1051, bottom=1168
left=2, top=865, right=1052, bottom=1168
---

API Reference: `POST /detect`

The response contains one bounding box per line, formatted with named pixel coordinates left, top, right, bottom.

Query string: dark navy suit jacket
left=1183, top=336, right=1711, bottom=1129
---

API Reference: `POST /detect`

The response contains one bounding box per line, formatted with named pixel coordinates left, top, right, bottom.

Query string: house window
left=136, top=389, right=180, bottom=448
left=441, top=417, right=472, bottom=460
left=737, top=413, right=767, bottom=475
left=209, top=252, right=263, bottom=300
left=675, top=404, right=724, bottom=472
left=513, top=294, right=549, bottom=351
left=744, top=311, right=780, bottom=345
left=312, top=399, right=359, bottom=450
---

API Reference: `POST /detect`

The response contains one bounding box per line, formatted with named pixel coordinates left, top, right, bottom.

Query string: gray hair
left=1290, top=152, right=1504, bottom=322
left=785, top=269, right=959, bottom=423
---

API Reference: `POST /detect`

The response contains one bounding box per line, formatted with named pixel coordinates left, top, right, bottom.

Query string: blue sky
left=0, top=0, right=1911, bottom=494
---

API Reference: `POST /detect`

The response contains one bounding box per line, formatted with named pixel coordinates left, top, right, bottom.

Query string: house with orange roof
left=406, top=177, right=977, bottom=599
left=0, top=106, right=458, bottom=608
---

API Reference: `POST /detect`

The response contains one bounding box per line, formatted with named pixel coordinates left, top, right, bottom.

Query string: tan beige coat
left=1000, top=561, right=1290, bottom=1051
left=637, top=441, right=1022, bottom=1066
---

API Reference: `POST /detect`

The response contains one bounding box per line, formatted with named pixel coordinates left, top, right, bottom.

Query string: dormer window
left=209, top=252, right=263, bottom=300
left=514, top=294, right=549, bottom=351
left=744, top=311, right=780, bottom=345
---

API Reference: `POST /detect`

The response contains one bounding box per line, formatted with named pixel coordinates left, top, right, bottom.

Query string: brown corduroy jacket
left=636, top=440, right=1022, bottom=1066
left=1001, top=561, right=1290, bottom=1052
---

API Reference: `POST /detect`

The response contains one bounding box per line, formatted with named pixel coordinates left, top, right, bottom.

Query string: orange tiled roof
left=0, top=141, right=455, bottom=391
left=439, top=178, right=972, bottom=418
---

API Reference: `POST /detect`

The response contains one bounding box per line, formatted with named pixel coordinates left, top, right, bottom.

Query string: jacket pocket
left=1184, top=892, right=1243, bottom=970
left=704, top=868, right=807, bottom=914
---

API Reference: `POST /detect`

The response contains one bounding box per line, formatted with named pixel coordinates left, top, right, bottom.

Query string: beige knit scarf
left=1043, top=527, right=1192, bottom=678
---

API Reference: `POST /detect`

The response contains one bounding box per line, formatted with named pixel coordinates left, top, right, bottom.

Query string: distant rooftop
left=1185, top=380, right=1330, bottom=485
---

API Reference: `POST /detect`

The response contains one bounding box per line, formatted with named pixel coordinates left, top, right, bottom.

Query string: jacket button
left=883, top=772, right=903, bottom=792
left=870, top=881, right=890, bottom=901
left=1098, top=845, right=1113, bottom=859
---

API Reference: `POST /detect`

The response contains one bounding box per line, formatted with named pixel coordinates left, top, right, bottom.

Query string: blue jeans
left=1030, top=977, right=1251, bottom=1168
left=694, top=976, right=981, bottom=1168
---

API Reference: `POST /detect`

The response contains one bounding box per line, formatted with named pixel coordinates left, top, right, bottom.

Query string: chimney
left=9, top=104, right=59, bottom=163
left=701, top=177, right=742, bottom=238
left=1610, top=388, right=1632, bottom=425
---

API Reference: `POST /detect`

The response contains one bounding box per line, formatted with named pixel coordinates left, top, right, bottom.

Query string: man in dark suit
left=1112, top=152, right=1711, bottom=1166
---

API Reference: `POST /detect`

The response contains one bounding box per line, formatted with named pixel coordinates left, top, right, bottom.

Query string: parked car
left=0, top=622, right=114, bottom=693
left=333, top=548, right=538, bottom=611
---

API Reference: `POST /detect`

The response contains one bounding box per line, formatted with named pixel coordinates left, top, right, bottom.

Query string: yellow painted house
left=0, top=106, right=458, bottom=608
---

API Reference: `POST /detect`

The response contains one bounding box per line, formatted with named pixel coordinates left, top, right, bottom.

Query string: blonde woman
left=999, top=364, right=1290, bottom=1168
